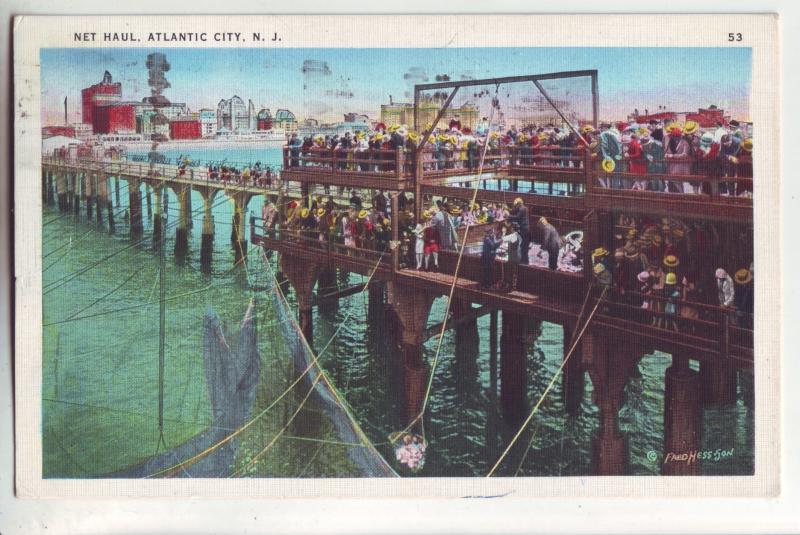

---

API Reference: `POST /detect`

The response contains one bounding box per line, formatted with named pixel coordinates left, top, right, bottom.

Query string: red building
left=42, top=126, right=76, bottom=138
left=81, top=71, right=122, bottom=128
left=631, top=111, right=677, bottom=123
left=685, top=106, right=727, bottom=128
left=93, top=104, right=136, bottom=134
left=169, top=119, right=202, bottom=140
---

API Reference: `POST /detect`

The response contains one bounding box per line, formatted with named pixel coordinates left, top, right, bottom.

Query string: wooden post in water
left=94, top=174, right=103, bottom=226
left=200, top=192, right=215, bottom=272
left=500, top=311, right=528, bottom=428
left=128, top=178, right=144, bottom=239
left=174, top=185, right=189, bottom=262
left=662, top=352, right=701, bottom=475
left=85, top=172, right=93, bottom=220
left=562, top=321, right=585, bottom=416
left=153, top=185, right=163, bottom=247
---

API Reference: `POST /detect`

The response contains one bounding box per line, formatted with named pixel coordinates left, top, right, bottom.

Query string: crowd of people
left=589, top=216, right=753, bottom=330
left=260, top=191, right=752, bottom=331
left=284, top=117, right=754, bottom=197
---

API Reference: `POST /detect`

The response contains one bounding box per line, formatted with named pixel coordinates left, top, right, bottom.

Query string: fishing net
left=267, top=268, right=399, bottom=478
left=114, top=301, right=260, bottom=478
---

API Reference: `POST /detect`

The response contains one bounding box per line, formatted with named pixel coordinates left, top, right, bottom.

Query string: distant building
left=199, top=109, right=217, bottom=137
left=630, top=105, right=730, bottom=128
left=274, top=109, right=297, bottom=132
left=256, top=108, right=274, bottom=131
left=72, top=123, right=93, bottom=141
left=217, top=96, right=254, bottom=132
left=42, top=126, right=76, bottom=139
left=380, top=97, right=479, bottom=130
left=685, top=105, right=728, bottom=128
left=93, top=103, right=136, bottom=134
left=169, top=119, right=202, bottom=140
left=81, top=71, right=122, bottom=127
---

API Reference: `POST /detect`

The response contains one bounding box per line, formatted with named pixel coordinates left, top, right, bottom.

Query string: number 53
left=728, top=33, right=743, bottom=42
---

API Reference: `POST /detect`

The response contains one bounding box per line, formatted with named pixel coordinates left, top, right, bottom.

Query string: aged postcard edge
left=13, top=13, right=780, bottom=499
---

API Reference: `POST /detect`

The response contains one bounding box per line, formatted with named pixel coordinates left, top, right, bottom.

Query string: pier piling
left=174, top=185, right=189, bottom=262
left=128, top=178, right=144, bottom=239
left=500, top=311, right=528, bottom=428
left=200, top=192, right=216, bottom=271
left=662, top=353, right=701, bottom=475
left=562, top=322, right=585, bottom=416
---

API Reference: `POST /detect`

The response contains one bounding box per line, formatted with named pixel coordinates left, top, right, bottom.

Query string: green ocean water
left=41, top=165, right=754, bottom=478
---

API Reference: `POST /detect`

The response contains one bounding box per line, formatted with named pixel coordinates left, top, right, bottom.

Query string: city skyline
left=41, top=47, right=752, bottom=127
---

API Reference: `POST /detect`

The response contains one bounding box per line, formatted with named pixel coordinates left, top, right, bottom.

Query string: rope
left=486, top=285, right=608, bottom=477
left=230, top=375, right=322, bottom=477
left=403, top=84, right=502, bottom=436
left=145, top=248, right=387, bottom=478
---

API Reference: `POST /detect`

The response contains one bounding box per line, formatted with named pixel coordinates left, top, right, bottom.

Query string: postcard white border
left=13, top=13, right=780, bottom=500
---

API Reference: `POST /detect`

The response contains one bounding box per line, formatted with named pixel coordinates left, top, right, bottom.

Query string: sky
left=40, top=47, right=752, bottom=126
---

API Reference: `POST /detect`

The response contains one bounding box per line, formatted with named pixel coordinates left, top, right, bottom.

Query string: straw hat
left=741, top=138, right=753, bottom=152
left=300, top=208, right=309, bottom=218
left=637, top=271, right=650, bottom=283
left=407, top=131, right=420, bottom=142
left=593, top=263, right=606, bottom=274
left=601, top=157, right=615, bottom=173
left=592, top=247, right=609, bottom=257
left=581, top=124, right=594, bottom=134
left=358, top=209, right=368, bottom=219
left=513, top=197, right=523, bottom=206
left=422, top=210, right=431, bottom=219
left=683, top=121, right=699, bottom=135
left=665, top=272, right=678, bottom=285
left=663, top=254, right=680, bottom=268
left=382, top=218, right=390, bottom=226
left=316, top=208, right=325, bottom=217
left=388, top=124, right=400, bottom=133
left=734, top=268, right=753, bottom=284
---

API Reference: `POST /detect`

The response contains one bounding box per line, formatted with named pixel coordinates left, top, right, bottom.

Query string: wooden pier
left=41, top=70, right=754, bottom=475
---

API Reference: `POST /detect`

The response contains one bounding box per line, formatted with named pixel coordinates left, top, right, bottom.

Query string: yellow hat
left=408, top=131, right=420, bottom=142
left=471, top=202, right=479, bottom=211
left=665, top=272, right=678, bottom=285
left=382, top=218, right=390, bottom=226
left=513, top=197, right=523, bottom=206
left=592, top=247, right=609, bottom=257
left=450, top=207, right=462, bottom=215
left=375, top=132, right=384, bottom=141
left=741, top=138, right=753, bottom=152
left=300, top=208, right=309, bottom=218
left=422, top=210, right=431, bottom=219
left=734, top=268, right=753, bottom=284
left=593, top=263, right=606, bottom=274
left=358, top=209, right=368, bottom=219
left=637, top=127, right=649, bottom=136
left=663, top=254, right=680, bottom=268
left=316, top=208, right=326, bottom=217
left=581, top=124, right=594, bottom=133
left=388, top=124, right=400, bottom=133
left=601, top=157, right=616, bottom=173
left=683, top=121, right=699, bottom=135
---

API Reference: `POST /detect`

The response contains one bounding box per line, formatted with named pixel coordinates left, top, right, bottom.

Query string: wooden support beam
left=422, top=304, right=494, bottom=342
left=315, top=283, right=367, bottom=304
